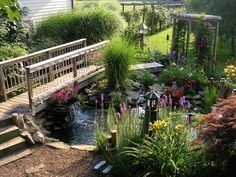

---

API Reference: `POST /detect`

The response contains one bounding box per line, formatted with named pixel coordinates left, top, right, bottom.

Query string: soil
left=0, top=145, right=108, bottom=177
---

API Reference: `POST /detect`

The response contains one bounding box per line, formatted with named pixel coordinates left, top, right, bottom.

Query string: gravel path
left=0, top=145, right=104, bottom=177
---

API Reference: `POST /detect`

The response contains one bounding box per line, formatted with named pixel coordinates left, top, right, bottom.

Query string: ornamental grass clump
left=104, top=37, right=137, bottom=89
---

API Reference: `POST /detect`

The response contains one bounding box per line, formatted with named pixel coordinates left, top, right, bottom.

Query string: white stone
left=32, top=131, right=45, bottom=144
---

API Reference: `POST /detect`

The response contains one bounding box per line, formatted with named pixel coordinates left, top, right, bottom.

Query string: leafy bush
left=104, top=37, right=137, bottom=89
left=29, top=37, right=63, bottom=52
left=35, top=8, right=124, bottom=44
left=199, top=95, right=236, bottom=174
left=143, top=71, right=156, bottom=89
left=204, top=86, right=218, bottom=112
left=147, top=50, right=170, bottom=66
left=158, top=66, right=207, bottom=87
left=0, top=43, right=28, bottom=61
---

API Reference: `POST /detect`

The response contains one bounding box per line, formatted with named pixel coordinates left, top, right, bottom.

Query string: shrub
left=158, top=65, right=207, bottom=87
left=147, top=50, right=170, bottom=67
left=198, top=95, right=236, bottom=174
left=35, top=8, right=124, bottom=44
left=0, top=43, right=28, bottom=61
left=29, top=37, right=63, bottom=52
left=104, top=37, right=137, bottom=89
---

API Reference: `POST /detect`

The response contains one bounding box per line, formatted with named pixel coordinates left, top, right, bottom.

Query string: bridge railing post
left=47, top=51, right=55, bottom=82
left=0, top=66, right=7, bottom=101
left=26, top=67, right=33, bottom=113
left=72, top=57, right=77, bottom=78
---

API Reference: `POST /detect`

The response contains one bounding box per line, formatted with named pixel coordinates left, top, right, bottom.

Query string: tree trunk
left=231, top=36, right=236, bottom=56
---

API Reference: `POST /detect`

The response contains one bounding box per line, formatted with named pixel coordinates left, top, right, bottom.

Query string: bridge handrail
left=0, top=38, right=87, bottom=101
left=0, top=38, right=87, bottom=67
left=27, top=41, right=109, bottom=73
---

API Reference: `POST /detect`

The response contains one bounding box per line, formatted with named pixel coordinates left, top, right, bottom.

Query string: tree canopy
left=0, top=0, right=21, bottom=20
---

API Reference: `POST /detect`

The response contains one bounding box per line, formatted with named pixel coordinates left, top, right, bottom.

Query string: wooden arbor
left=171, top=13, right=222, bottom=60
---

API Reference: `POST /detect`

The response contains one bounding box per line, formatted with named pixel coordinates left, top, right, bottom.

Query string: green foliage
left=158, top=66, right=207, bottom=87
left=143, top=71, right=156, bottom=89
left=0, top=43, right=28, bottom=61
left=35, top=8, right=124, bottom=44
left=104, top=37, right=137, bottom=89
left=122, top=111, right=198, bottom=177
left=0, top=0, right=21, bottom=20
left=172, top=20, right=187, bottom=62
left=204, top=86, right=218, bottom=112
left=147, top=50, right=170, bottom=66
left=29, top=37, right=63, bottom=52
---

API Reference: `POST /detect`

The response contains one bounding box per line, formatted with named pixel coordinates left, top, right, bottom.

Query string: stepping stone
left=102, top=165, right=113, bottom=174
left=94, top=160, right=106, bottom=170
left=71, top=144, right=96, bottom=151
left=47, top=142, right=70, bottom=149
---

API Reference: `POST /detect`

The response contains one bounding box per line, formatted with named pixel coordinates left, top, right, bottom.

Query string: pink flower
left=117, top=112, right=121, bottom=119
left=120, top=103, right=124, bottom=114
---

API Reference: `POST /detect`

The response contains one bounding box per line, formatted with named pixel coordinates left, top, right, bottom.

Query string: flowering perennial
left=49, top=84, right=79, bottom=105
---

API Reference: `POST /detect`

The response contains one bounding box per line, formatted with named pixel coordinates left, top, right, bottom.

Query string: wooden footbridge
left=0, top=39, right=163, bottom=116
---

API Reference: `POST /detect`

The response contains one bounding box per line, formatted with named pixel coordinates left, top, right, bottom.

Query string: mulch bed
left=0, top=145, right=105, bottom=177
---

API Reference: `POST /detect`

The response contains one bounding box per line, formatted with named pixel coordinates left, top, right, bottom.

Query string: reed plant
left=104, top=37, right=138, bottom=89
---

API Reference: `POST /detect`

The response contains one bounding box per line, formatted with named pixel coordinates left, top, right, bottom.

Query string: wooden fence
left=0, top=38, right=87, bottom=101
left=25, top=41, right=109, bottom=111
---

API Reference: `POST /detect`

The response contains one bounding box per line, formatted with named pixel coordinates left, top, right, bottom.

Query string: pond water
left=50, top=102, right=105, bottom=145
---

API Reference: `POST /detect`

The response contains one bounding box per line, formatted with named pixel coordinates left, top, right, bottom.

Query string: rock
left=87, top=93, right=93, bottom=97
left=126, top=91, right=139, bottom=101
left=193, top=95, right=202, bottom=100
left=88, top=96, right=97, bottom=106
left=134, top=71, right=145, bottom=81
left=42, top=121, right=54, bottom=127
left=185, top=96, right=193, bottom=100
left=47, top=142, right=70, bottom=149
left=32, top=131, right=45, bottom=144
left=21, top=131, right=35, bottom=144
left=149, top=84, right=163, bottom=92
left=131, top=82, right=142, bottom=91
left=194, top=101, right=203, bottom=106
left=71, top=144, right=97, bottom=151
left=36, top=118, right=46, bottom=125
left=45, top=136, right=60, bottom=143
left=108, top=91, right=122, bottom=98
left=54, top=126, right=62, bottom=130
left=84, top=88, right=92, bottom=94
left=25, top=164, right=45, bottom=174
left=198, top=91, right=205, bottom=97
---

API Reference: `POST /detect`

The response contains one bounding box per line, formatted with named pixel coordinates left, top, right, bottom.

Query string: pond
left=50, top=102, right=106, bottom=145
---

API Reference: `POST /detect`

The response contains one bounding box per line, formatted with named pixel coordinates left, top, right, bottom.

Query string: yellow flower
left=149, top=120, right=168, bottom=131
left=175, top=124, right=183, bottom=130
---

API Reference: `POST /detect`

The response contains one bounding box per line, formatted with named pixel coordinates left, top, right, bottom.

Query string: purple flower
left=120, top=103, right=124, bottom=114
left=187, top=101, right=191, bottom=110
left=117, top=112, right=121, bottom=119
left=179, top=96, right=185, bottom=108
left=186, top=113, right=193, bottom=123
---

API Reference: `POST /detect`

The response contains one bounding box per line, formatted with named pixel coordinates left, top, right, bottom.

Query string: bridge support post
left=0, top=67, right=7, bottom=101
left=26, top=68, right=33, bottom=113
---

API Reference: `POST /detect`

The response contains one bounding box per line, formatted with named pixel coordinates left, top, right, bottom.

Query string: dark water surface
left=50, top=102, right=105, bottom=145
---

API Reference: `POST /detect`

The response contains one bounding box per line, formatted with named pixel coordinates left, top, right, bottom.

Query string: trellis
left=171, top=13, right=222, bottom=60
left=120, top=2, right=184, bottom=34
